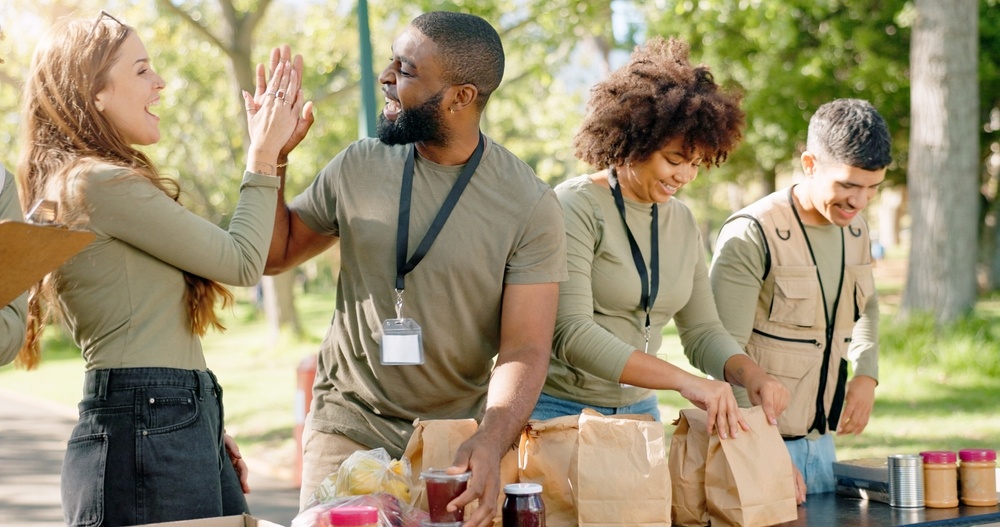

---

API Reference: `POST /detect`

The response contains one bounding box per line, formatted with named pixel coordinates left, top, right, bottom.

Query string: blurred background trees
left=1, top=0, right=998, bottom=328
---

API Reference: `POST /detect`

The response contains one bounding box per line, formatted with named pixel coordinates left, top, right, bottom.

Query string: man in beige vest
left=709, top=98, right=891, bottom=501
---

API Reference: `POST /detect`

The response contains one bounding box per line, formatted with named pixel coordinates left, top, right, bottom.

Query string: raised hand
left=249, top=45, right=314, bottom=159
left=241, top=57, right=301, bottom=174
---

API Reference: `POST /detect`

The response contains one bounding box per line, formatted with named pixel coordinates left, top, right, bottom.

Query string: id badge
left=380, top=318, right=424, bottom=365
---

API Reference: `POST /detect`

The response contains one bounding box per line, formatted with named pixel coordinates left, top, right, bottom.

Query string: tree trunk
left=876, top=186, right=904, bottom=250
left=762, top=167, right=777, bottom=196
left=992, top=199, right=1000, bottom=291
left=901, top=0, right=980, bottom=323
left=158, top=0, right=298, bottom=339
left=262, top=271, right=302, bottom=344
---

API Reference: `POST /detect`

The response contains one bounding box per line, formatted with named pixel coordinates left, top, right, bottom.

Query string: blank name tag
left=380, top=318, right=424, bottom=365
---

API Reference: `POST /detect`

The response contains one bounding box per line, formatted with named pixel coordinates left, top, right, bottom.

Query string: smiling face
left=795, top=151, right=886, bottom=226
left=376, top=25, right=452, bottom=146
left=94, top=32, right=164, bottom=146
left=615, top=136, right=703, bottom=204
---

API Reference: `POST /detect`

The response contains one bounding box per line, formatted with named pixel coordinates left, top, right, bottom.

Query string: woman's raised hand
left=247, top=45, right=314, bottom=163
left=242, top=46, right=306, bottom=175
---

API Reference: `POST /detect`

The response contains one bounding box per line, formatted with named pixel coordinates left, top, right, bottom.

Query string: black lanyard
left=395, top=134, right=485, bottom=292
left=609, top=167, right=659, bottom=345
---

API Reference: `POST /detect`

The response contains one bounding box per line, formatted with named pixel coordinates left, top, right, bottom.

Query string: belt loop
left=205, top=369, right=220, bottom=399
left=194, top=371, right=205, bottom=401
left=95, top=369, right=110, bottom=401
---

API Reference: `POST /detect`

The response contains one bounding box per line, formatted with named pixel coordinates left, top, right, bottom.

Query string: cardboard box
left=140, top=513, right=285, bottom=527
left=833, top=457, right=890, bottom=504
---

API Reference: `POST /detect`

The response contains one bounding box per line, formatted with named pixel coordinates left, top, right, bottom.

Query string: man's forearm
left=477, top=349, right=548, bottom=453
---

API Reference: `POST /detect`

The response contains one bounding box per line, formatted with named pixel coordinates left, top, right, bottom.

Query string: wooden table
left=779, top=492, right=1000, bottom=526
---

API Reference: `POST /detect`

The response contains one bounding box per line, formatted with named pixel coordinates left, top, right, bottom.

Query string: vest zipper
left=751, top=328, right=822, bottom=348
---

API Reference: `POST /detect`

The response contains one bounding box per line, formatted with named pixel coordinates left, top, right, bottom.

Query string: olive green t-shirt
left=1, top=166, right=27, bottom=366
left=542, top=174, right=744, bottom=408
left=290, top=137, right=568, bottom=457
left=55, top=164, right=280, bottom=370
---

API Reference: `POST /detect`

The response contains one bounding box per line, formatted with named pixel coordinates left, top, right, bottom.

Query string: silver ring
left=264, top=91, right=276, bottom=98
left=275, top=89, right=285, bottom=100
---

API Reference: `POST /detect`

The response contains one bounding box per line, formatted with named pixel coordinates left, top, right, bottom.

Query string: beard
left=376, top=88, right=448, bottom=146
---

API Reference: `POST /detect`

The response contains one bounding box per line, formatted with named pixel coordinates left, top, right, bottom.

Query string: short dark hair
left=807, top=98, right=892, bottom=171
left=411, top=12, right=504, bottom=110
left=573, top=36, right=744, bottom=169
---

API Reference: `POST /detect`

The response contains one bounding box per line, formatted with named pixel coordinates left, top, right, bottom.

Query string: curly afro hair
left=573, top=36, right=744, bottom=170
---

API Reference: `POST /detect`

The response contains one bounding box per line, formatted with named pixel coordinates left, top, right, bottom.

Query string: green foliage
left=880, top=298, right=1000, bottom=377
left=639, top=0, right=912, bottom=192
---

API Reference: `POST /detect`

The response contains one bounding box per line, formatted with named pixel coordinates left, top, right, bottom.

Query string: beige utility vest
left=726, top=188, right=875, bottom=437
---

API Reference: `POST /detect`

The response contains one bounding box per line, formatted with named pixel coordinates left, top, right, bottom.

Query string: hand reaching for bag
left=678, top=376, right=750, bottom=439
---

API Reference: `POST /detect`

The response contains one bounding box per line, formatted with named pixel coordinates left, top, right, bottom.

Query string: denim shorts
left=530, top=392, right=662, bottom=421
left=784, top=433, right=837, bottom=494
left=61, top=368, right=248, bottom=527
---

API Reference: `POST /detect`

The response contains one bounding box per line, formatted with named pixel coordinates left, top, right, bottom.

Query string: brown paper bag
left=518, top=414, right=580, bottom=527
left=402, top=418, right=518, bottom=526
left=705, top=406, right=798, bottom=527
left=669, top=409, right=711, bottom=526
left=577, top=410, right=671, bottom=527
left=520, top=410, right=671, bottom=527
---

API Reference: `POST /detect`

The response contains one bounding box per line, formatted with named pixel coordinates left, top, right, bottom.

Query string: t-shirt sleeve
left=76, top=167, right=279, bottom=287
left=709, top=217, right=768, bottom=349
left=503, top=187, right=569, bottom=285
left=674, top=227, right=747, bottom=382
left=848, top=286, right=879, bottom=381
left=551, top=186, right=634, bottom=382
left=288, top=149, right=347, bottom=237
left=0, top=169, right=27, bottom=366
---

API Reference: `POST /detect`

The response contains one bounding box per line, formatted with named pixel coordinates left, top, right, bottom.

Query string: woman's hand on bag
left=722, top=354, right=790, bottom=426
left=224, top=432, right=251, bottom=494
left=679, top=376, right=749, bottom=439
left=447, top=433, right=504, bottom=527
left=743, top=370, right=790, bottom=426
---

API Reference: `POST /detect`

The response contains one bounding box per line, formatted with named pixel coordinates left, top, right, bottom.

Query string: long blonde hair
left=16, top=14, right=232, bottom=370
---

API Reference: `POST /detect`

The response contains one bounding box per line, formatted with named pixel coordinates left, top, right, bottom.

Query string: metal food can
left=888, top=454, right=925, bottom=508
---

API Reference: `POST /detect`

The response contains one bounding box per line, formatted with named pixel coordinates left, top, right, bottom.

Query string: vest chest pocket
left=848, top=264, right=875, bottom=322
left=769, top=267, right=819, bottom=328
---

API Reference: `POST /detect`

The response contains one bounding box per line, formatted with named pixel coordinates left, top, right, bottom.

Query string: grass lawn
left=3, top=251, right=1000, bottom=477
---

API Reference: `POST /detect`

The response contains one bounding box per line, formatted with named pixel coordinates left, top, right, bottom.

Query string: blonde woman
left=17, top=12, right=304, bottom=526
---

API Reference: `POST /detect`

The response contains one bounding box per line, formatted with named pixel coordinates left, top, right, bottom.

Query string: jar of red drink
left=420, top=468, right=471, bottom=523
left=502, top=483, right=545, bottom=527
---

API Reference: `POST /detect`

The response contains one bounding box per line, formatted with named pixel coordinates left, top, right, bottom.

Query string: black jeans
left=61, top=368, right=248, bottom=527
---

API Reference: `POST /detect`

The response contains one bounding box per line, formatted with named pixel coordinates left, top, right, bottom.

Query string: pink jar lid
left=959, top=449, right=997, bottom=462
left=326, top=506, right=379, bottom=526
left=921, top=451, right=957, bottom=464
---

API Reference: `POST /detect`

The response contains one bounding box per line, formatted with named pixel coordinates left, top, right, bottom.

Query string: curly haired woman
left=532, top=37, right=790, bottom=444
